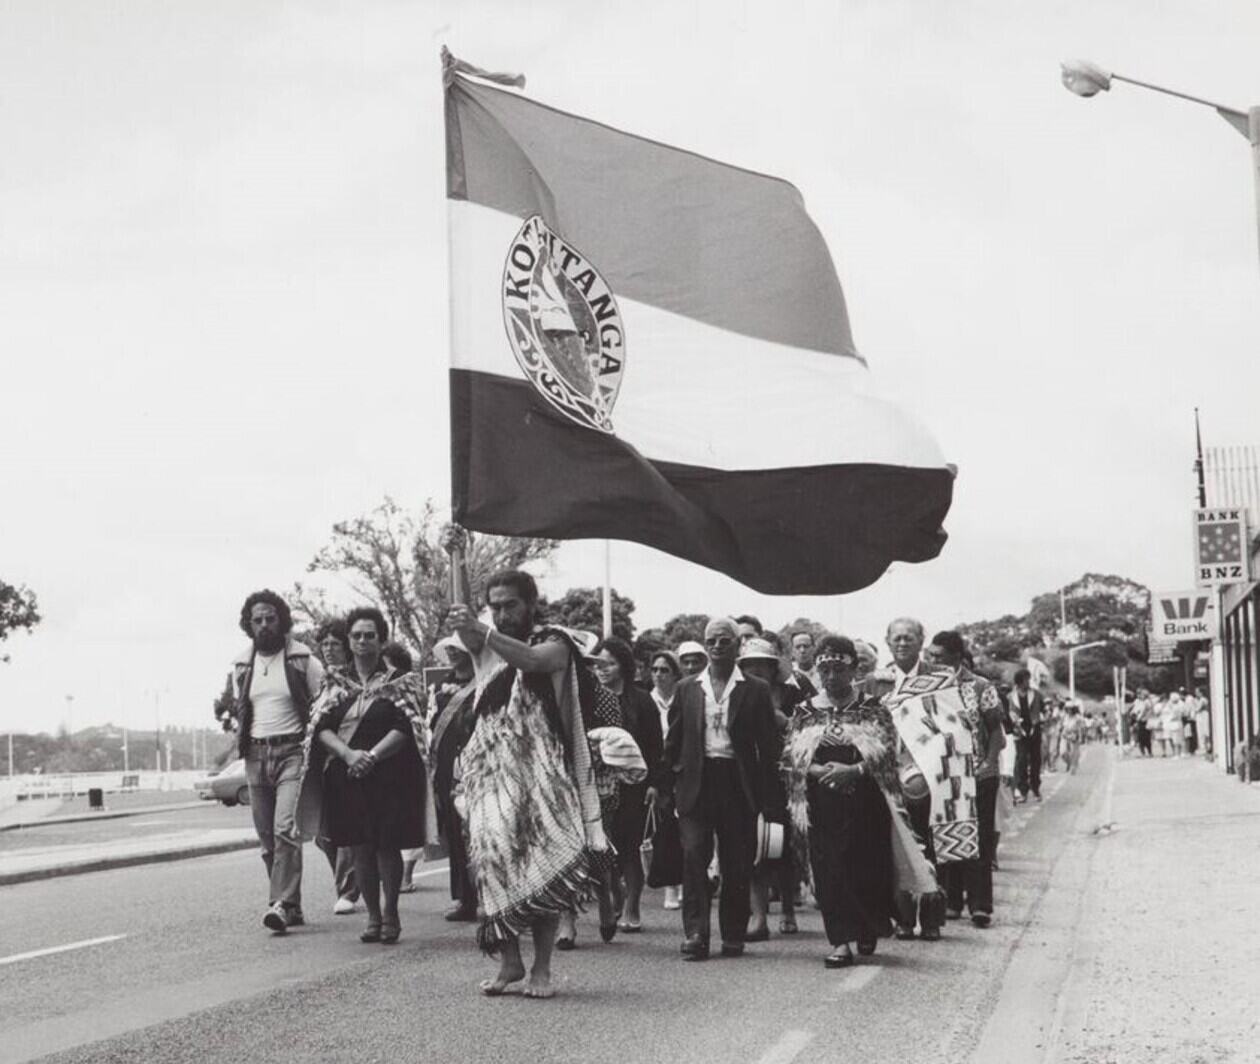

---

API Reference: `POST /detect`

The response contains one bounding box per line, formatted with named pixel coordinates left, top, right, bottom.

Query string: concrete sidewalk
left=976, top=747, right=1260, bottom=1063
left=0, top=828, right=257, bottom=887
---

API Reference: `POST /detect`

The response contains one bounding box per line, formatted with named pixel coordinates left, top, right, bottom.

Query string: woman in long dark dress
left=783, top=634, right=899, bottom=968
left=595, top=636, right=663, bottom=934
left=312, top=606, right=426, bottom=945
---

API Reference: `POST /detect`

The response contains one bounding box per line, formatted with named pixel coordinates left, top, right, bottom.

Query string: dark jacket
left=1008, top=686, right=1045, bottom=735
left=660, top=670, right=783, bottom=820
left=620, top=685, right=666, bottom=790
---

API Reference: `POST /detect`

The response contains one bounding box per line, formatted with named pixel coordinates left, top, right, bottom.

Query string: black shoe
left=745, top=926, right=770, bottom=943
left=556, top=934, right=576, bottom=951
left=857, top=939, right=877, bottom=956
left=971, top=912, right=992, bottom=928
left=894, top=924, right=916, bottom=940
left=599, top=922, right=617, bottom=943
left=284, top=907, right=305, bottom=928
left=920, top=926, right=942, bottom=942
left=444, top=903, right=477, bottom=922
left=720, top=942, right=745, bottom=958
left=824, top=946, right=854, bottom=968
left=680, top=935, right=708, bottom=959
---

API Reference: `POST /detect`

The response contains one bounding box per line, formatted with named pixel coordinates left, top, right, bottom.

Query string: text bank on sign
left=1194, top=509, right=1250, bottom=587
left=1150, top=589, right=1219, bottom=642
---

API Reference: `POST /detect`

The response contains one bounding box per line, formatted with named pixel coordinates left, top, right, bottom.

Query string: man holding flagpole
left=448, top=561, right=607, bottom=1000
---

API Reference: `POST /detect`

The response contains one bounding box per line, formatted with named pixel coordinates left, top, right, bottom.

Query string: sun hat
left=738, top=638, right=790, bottom=683
left=755, top=814, right=785, bottom=865
left=677, top=640, right=708, bottom=660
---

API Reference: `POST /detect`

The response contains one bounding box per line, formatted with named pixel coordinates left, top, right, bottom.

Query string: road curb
left=0, top=837, right=258, bottom=888
left=0, top=801, right=210, bottom=832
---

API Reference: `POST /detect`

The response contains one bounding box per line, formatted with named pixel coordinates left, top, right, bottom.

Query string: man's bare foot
left=523, top=970, right=555, bottom=999
left=478, top=961, right=525, bottom=996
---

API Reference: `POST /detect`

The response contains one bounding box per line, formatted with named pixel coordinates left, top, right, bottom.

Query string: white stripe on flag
left=449, top=200, right=947, bottom=473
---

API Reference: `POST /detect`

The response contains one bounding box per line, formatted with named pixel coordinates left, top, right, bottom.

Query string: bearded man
left=229, top=589, right=325, bottom=934
left=448, top=567, right=605, bottom=1000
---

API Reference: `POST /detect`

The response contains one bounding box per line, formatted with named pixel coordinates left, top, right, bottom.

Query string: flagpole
left=602, top=540, right=613, bottom=637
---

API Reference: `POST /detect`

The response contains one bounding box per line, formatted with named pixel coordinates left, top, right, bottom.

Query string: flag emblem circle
left=501, top=215, right=625, bottom=434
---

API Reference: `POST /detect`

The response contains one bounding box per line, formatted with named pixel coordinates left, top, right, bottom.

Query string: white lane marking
left=832, top=966, right=881, bottom=996
left=756, top=1029, right=815, bottom=1064
left=0, top=934, right=127, bottom=967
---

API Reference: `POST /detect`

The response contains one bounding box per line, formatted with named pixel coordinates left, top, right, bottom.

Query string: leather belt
left=250, top=732, right=303, bottom=746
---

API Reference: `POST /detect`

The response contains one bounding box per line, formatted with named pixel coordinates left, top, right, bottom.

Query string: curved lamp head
left=1061, top=59, right=1112, bottom=97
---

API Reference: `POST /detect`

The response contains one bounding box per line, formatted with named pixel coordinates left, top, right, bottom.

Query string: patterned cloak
left=883, top=672, right=980, bottom=864
left=460, top=626, right=603, bottom=953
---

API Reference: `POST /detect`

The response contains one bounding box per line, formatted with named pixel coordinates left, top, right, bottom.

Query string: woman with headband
left=782, top=634, right=901, bottom=968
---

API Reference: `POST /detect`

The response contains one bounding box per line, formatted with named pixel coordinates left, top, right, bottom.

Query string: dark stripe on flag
left=451, top=369, right=951, bottom=595
left=446, top=76, right=859, bottom=362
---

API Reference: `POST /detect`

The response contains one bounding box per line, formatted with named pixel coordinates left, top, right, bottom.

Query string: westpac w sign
left=1151, top=589, right=1218, bottom=641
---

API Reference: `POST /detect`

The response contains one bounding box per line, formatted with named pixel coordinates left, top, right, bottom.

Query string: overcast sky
left=4, top=0, right=1260, bottom=734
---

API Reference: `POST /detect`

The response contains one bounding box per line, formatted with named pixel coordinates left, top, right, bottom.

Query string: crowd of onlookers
left=1123, top=688, right=1210, bottom=759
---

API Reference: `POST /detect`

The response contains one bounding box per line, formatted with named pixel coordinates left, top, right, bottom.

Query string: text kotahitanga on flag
left=444, top=56, right=955, bottom=595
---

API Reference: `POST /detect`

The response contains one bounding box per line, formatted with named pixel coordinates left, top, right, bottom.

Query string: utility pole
left=1194, top=407, right=1208, bottom=507
left=122, top=727, right=129, bottom=773
left=154, top=689, right=162, bottom=772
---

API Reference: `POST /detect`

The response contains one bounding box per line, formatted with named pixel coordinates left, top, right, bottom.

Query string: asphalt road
left=2, top=752, right=1111, bottom=1064
left=0, top=800, right=254, bottom=853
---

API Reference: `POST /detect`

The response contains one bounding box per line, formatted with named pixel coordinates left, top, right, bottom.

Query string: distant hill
left=957, top=574, right=1183, bottom=697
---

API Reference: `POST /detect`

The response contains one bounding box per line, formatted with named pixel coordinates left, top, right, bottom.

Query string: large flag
left=444, top=54, right=954, bottom=594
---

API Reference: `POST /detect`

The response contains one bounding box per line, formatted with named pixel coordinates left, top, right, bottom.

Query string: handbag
left=645, top=805, right=683, bottom=888
left=639, top=805, right=656, bottom=879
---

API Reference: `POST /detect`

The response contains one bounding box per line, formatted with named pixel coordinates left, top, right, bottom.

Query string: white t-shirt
left=249, top=654, right=302, bottom=737
left=699, top=665, right=742, bottom=759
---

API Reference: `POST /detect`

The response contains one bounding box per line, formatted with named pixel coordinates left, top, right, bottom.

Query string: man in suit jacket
left=659, top=617, right=782, bottom=961
left=1009, top=668, right=1044, bottom=802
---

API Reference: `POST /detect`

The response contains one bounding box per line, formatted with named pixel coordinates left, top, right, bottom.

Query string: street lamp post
left=1068, top=640, right=1108, bottom=703
left=1060, top=60, right=1260, bottom=267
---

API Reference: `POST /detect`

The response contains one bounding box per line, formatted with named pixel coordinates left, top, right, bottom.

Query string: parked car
left=194, top=758, right=249, bottom=807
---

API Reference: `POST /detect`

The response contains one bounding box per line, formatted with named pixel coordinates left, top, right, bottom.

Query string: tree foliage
left=658, top=613, right=711, bottom=647
left=292, top=497, right=557, bottom=659
left=776, top=616, right=831, bottom=648
left=541, top=587, right=636, bottom=643
left=957, top=573, right=1178, bottom=695
left=0, top=580, right=40, bottom=663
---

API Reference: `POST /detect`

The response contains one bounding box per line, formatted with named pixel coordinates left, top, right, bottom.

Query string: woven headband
left=816, top=651, right=856, bottom=668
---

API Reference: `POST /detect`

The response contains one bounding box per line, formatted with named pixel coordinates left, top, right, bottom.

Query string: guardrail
left=0, top=771, right=204, bottom=812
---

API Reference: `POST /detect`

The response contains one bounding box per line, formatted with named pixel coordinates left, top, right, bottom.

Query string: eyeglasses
left=704, top=636, right=734, bottom=649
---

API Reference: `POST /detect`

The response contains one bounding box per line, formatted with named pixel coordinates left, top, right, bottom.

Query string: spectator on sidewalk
left=676, top=641, right=708, bottom=678
left=1132, top=690, right=1154, bottom=757
left=1194, top=687, right=1211, bottom=758
left=1163, top=693, right=1185, bottom=758
left=229, top=589, right=325, bottom=934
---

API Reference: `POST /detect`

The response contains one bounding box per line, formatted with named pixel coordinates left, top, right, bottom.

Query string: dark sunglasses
left=704, top=636, right=735, bottom=649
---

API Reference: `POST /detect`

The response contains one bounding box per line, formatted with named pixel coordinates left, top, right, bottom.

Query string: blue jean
left=245, top=738, right=304, bottom=910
